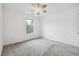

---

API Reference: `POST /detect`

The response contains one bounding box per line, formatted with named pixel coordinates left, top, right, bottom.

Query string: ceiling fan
left=32, top=3, right=47, bottom=15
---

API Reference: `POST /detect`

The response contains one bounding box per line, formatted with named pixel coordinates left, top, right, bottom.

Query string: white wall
left=3, top=3, right=79, bottom=47
left=42, top=4, right=79, bottom=47
left=3, top=4, right=41, bottom=45
left=0, top=4, right=3, bottom=55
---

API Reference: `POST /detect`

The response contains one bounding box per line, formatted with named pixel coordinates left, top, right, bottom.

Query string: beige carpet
left=2, top=38, right=79, bottom=56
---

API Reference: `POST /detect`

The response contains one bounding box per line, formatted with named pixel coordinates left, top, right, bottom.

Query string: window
left=26, top=19, right=33, bottom=34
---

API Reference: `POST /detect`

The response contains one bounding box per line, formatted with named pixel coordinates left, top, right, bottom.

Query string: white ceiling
left=3, top=3, right=79, bottom=15
left=3, top=3, right=32, bottom=15
left=47, top=3, right=79, bottom=14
